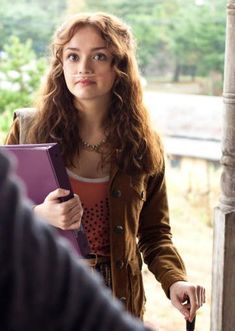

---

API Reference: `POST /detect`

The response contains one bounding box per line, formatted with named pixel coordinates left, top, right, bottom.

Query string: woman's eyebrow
left=64, top=46, right=108, bottom=51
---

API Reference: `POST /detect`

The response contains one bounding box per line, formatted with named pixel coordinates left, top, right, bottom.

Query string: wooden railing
left=211, top=1, right=235, bottom=330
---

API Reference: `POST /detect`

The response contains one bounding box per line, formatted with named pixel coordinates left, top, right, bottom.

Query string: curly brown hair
left=27, top=12, right=164, bottom=175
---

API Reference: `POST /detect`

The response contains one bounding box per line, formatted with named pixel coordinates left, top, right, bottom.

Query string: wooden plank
left=211, top=208, right=224, bottom=331
left=211, top=209, right=235, bottom=331
left=223, top=212, right=235, bottom=329
left=211, top=1, right=235, bottom=331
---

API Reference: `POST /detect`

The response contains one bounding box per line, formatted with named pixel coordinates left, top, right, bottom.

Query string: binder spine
left=48, top=144, right=73, bottom=202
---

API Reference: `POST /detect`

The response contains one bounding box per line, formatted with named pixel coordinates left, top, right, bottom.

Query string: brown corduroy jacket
left=5, top=108, right=187, bottom=318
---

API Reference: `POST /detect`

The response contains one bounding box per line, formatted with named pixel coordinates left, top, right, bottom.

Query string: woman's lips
left=76, top=79, right=96, bottom=86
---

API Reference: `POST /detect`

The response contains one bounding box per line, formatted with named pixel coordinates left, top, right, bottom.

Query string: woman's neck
left=75, top=98, right=109, bottom=131
left=76, top=103, right=109, bottom=143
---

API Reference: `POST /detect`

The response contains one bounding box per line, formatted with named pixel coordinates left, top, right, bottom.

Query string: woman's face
left=62, top=25, right=116, bottom=105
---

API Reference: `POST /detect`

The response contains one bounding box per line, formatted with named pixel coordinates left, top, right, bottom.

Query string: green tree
left=1, top=36, right=46, bottom=93
left=0, top=0, right=66, bottom=55
left=0, top=36, right=47, bottom=139
left=167, top=1, right=226, bottom=81
left=68, top=0, right=226, bottom=82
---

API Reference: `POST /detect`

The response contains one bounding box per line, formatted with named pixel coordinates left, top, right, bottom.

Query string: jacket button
left=114, top=225, right=124, bottom=234
left=116, top=260, right=124, bottom=269
left=112, top=189, right=122, bottom=198
left=119, top=297, right=127, bottom=304
left=140, top=191, right=145, bottom=200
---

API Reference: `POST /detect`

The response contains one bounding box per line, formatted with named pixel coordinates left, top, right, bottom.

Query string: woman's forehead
left=66, top=25, right=106, bottom=47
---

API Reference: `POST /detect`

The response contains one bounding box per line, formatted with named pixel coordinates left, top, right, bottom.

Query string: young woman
left=6, top=12, right=205, bottom=321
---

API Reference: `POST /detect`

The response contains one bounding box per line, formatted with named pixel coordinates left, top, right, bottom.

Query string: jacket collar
left=109, top=163, right=119, bottom=187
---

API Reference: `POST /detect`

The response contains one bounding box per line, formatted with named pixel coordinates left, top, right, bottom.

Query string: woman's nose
left=78, top=57, right=94, bottom=75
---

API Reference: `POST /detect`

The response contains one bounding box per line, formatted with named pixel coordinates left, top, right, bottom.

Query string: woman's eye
left=67, top=53, right=79, bottom=62
left=93, top=53, right=107, bottom=61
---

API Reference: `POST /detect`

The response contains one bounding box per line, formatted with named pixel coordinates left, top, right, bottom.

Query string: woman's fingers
left=45, top=188, right=71, bottom=202
left=57, top=194, right=83, bottom=229
left=36, top=189, right=83, bottom=230
left=170, top=281, right=206, bottom=322
left=197, top=285, right=206, bottom=307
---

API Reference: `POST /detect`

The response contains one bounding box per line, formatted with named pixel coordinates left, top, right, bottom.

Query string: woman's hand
left=169, top=281, right=206, bottom=322
left=34, top=188, right=83, bottom=230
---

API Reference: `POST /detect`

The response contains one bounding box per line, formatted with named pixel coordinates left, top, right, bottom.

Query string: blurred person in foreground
left=5, top=12, right=205, bottom=323
left=0, top=150, right=155, bottom=331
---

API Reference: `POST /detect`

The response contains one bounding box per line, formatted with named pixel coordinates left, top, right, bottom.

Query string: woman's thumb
left=45, top=188, right=70, bottom=201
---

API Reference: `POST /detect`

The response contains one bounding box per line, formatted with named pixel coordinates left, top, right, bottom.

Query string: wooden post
left=211, top=1, right=235, bottom=330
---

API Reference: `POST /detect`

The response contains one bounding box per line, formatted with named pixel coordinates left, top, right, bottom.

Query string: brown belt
left=83, top=254, right=110, bottom=267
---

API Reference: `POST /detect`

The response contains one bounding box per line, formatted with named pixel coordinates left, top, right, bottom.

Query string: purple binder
left=2, top=143, right=90, bottom=257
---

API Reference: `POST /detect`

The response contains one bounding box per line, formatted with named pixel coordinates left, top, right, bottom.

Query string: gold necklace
left=79, top=136, right=107, bottom=152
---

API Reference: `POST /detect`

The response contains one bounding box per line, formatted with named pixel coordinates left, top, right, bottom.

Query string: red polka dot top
left=68, top=170, right=110, bottom=256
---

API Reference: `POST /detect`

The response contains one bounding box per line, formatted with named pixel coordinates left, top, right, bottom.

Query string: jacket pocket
left=130, top=175, right=147, bottom=202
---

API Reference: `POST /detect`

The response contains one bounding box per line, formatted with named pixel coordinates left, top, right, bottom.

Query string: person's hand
left=34, top=188, right=83, bottom=230
left=169, top=281, right=205, bottom=322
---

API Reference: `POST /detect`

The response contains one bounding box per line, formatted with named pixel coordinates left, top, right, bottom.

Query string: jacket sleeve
left=0, top=151, right=152, bottom=331
left=138, top=166, right=187, bottom=297
left=5, top=107, right=36, bottom=145
left=4, top=117, right=20, bottom=144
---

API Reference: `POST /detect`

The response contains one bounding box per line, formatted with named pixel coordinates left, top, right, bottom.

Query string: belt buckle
left=86, top=253, right=98, bottom=267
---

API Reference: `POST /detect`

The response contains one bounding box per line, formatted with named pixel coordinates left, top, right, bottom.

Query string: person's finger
left=67, top=220, right=82, bottom=230
left=66, top=200, right=83, bottom=226
left=68, top=208, right=83, bottom=227
left=45, top=188, right=71, bottom=202
left=197, top=286, right=202, bottom=307
left=62, top=194, right=82, bottom=213
left=171, top=296, right=190, bottom=320
left=197, top=286, right=206, bottom=306
left=187, top=289, right=199, bottom=322
left=57, top=207, right=83, bottom=229
left=202, top=287, right=206, bottom=303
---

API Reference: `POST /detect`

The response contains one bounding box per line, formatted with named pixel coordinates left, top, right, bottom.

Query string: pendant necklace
left=79, top=136, right=107, bottom=153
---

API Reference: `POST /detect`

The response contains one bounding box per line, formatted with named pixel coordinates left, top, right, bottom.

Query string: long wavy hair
left=27, top=12, right=164, bottom=175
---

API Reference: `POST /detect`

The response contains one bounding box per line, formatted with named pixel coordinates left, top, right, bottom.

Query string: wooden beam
left=211, top=1, right=235, bottom=330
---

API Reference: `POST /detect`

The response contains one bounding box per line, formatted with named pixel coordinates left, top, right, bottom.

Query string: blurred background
left=0, top=0, right=226, bottom=330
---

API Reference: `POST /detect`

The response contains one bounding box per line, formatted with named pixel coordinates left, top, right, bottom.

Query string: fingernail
left=63, top=189, right=70, bottom=194
left=184, top=312, right=189, bottom=319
